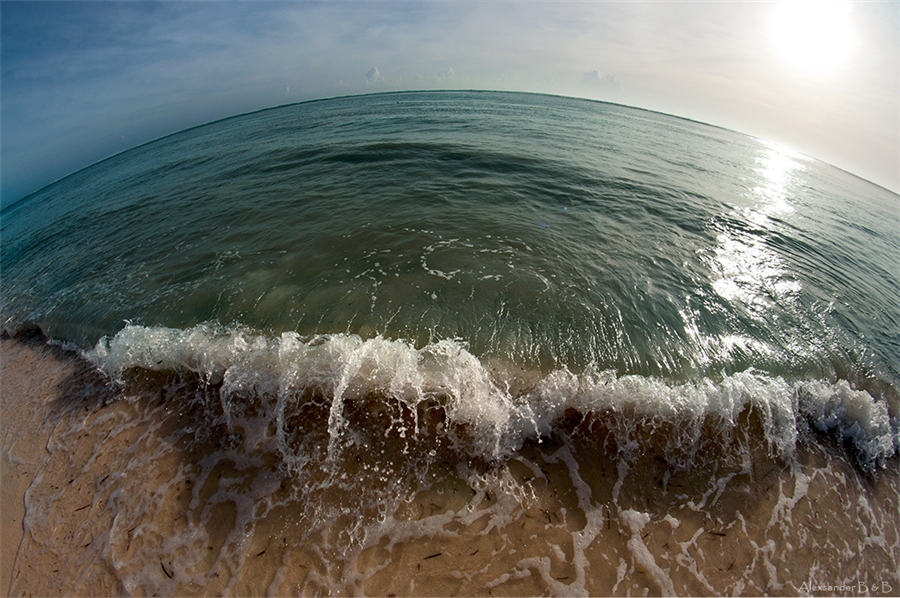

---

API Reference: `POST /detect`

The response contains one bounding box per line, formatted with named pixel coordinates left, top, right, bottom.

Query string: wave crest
left=86, top=323, right=899, bottom=471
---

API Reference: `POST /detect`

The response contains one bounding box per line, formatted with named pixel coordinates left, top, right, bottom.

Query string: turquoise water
left=4, top=92, right=897, bottom=381
left=3, top=91, right=899, bottom=595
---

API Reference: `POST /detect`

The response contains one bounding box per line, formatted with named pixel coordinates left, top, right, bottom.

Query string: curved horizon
left=5, top=88, right=896, bottom=214
left=3, top=1, right=897, bottom=207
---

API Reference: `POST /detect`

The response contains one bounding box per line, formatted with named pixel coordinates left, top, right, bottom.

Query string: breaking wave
left=86, top=323, right=900, bottom=472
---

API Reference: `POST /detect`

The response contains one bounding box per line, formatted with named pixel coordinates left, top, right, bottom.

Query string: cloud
left=1, top=1, right=897, bottom=204
left=365, top=66, right=382, bottom=85
left=581, top=70, right=620, bottom=92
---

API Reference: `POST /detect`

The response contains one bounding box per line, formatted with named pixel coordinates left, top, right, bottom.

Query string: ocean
left=1, top=90, right=897, bottom=596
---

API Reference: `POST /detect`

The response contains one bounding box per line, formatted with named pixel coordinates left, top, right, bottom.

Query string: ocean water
left=1, top=91, right=898, bottom=595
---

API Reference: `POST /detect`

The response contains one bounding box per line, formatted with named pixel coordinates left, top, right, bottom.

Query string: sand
left=2, top=333, right=898, bottom=596
left=1, top=454, right=29, bottom=595
left=2, top=334, right=68, bottom=595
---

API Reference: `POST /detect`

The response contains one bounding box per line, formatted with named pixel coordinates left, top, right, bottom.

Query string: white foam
left=798, top=379, right=898, bottom=470
left=620, top=509, right=676, bottom=596
left=86, top=324, right=899, bottom=468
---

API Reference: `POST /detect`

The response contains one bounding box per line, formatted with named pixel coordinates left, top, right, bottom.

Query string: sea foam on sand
left=2, top=333, right=899, bottom=596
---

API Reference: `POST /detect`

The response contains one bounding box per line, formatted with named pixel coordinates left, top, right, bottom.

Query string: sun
left=767, top=1, right=855, bottom=78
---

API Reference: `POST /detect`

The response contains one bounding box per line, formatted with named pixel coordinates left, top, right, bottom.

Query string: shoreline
left=0, top=451, right=29, bottom=596
left=1, top=334, right=76, bottom=595
left=1, top=333, right=898, bottom=596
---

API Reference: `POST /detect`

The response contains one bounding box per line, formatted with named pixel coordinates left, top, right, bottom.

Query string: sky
left=1, top=0, right=898, bottom=207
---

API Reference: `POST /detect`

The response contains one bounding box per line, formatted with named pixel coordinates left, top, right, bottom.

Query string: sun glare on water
left=768, top=1, right=855, bottom=78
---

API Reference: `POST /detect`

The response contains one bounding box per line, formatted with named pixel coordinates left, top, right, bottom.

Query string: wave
left=84, top=323, right=900, bottom=472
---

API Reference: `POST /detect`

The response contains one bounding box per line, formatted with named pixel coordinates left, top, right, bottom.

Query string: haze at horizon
left=2, top=0, right=898, bottom=206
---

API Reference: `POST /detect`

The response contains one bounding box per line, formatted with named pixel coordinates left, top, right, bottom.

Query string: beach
left=2, top=330, right=77, bottom=593
left=3, top=332, right=898, bottom=596
left=2, top=91, right=898, bottom=596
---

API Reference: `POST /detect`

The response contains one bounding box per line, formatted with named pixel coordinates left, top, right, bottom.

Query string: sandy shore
left=1, top=452, right=30, bottom=595
left=2, top=333, right=899, bottom=596
left=1, top=334, right=69, bottom=595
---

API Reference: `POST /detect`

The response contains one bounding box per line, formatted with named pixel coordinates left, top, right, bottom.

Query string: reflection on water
left=751, top=141, right=805, bottom=215
left=697, top=143, right=810, bottom=370
left=710, top=233, right=800, bottom=312
left=711, top=143, right=804, bottom=312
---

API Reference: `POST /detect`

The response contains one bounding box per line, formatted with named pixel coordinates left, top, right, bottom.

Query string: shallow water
left=1, top=91, right=898, bottom=595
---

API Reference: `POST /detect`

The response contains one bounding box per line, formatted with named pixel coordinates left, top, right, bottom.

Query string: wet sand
left=2, top=334, right=898, bottom=596
left=1, top=453, right=30, bottom=594
left=2, top=333, right=71, bottom=595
